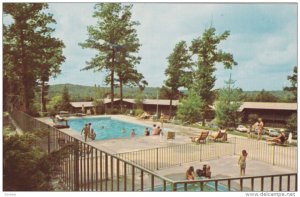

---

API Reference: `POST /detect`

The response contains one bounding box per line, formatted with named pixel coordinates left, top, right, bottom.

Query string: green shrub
left=176, top=90, right=204, bottom=124
left=134, top=108, right=144, bottom=117
left=105, top=108, right=120, bottom=114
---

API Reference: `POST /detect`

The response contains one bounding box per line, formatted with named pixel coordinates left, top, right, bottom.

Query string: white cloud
left=47, top=3, right=297, bottom=91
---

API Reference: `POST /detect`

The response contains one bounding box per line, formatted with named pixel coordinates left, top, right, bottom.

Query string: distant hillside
left=48, top=84, right=100, bottom=101
left=241, top=90, right=293, bottom=102
left=48, top=84, right=161, bottom=101
left=49, top=84, right=293, bottom=102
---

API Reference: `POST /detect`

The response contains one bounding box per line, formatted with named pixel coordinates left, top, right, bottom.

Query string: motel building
left=70, top=99, right=296, bottom=127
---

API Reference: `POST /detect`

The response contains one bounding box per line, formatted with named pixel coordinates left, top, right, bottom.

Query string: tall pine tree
left=164, top=41, right=192, bottom=117
left=80, top=3, right=145, bottom=110
left=190, top=27, right=237, bottom=125
left=215, top=75, right=242, bottom=128
left=3, top=3, right=65, bottom=114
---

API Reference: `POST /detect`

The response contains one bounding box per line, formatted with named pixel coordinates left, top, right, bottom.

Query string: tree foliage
left=176, top=90, right=204, bottom=124
left=247, top=113, right=259, bottom=125
left=92, top=85, right=106, bottom=114
left=3, top=129, right=72, bottom=191
left=134, top=91, right=144, bottom=110
left=80, top=3, right=146, bottom=110
left=284, top=66, right=297, bottom=102
left=254, top=89, right=278, bottom=102
left=164, top=41, right=192, bottom=116
left=286, top=113, right=297, bottom=133
left=3, top=3, right=65, bottom=114
left=189, top=27, right=237, bottom=125
left=4, top=133, right=49, bottom=191
left=59, top=85, right=72, bottom=111
left=47, top=95, right=63, bottom=115
left=215, top=76, right=243, bottom=128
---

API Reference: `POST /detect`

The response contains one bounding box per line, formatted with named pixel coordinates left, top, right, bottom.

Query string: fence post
left=200, top=143, right=202, bottom=162
left=272, top=144, right=275, bottom=166
left=74, top=139, right=80, bottom=191
left=47, top=126, right=51, bottom=154
left=233, top=137, right=237, bottom=155
left=156, top=148, right=159, bottom=170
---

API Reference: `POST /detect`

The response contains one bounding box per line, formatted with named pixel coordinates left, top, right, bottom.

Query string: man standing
left=257, top=118, right=264, bottom=140
left=81, top=124, right=89, bottom=142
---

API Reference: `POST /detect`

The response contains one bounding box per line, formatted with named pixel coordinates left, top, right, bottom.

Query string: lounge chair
left=160, top=115, right=171, bottom=123
left=167, top=131, right=175, bottom=143
left=210, top=130, right=227, bottom=142
left=190, top=131, right=209, bottom=144
left=268, top=136, right=288, bottom=146
left=267, top=130, right=289, bottom=146
left=137, top=112, right=151, bottom=120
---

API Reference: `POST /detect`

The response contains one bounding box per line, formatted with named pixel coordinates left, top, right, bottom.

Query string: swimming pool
left=145, top=181, right=231, bottom=191
left=68, top=117, right=151, bottom=140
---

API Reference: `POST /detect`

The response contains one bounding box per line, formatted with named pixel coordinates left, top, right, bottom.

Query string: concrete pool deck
left=37, top=114, right=213, bottom=153
left=155, top=156, right=297, bottom=191
left=37, top=114, right=297, bottom=155
left=157, top=155, right=296, bottom=180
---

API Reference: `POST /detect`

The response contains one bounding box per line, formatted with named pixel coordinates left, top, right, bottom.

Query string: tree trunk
left=120, top=78, right=123, bottom=113
left=110, top=50, right=115, bottom=110
left=169, top=97, right=173, bottom=119
left=20, top=27, right=29, bottom=113
left=41, top=80, right=47, bottom=112
left=202, top=107, right=208, bottom=126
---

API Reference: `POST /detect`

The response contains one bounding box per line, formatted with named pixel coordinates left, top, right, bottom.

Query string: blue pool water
left=68, top=117, right=151, bottom=140
left=146, top=181, right=231, bottom=192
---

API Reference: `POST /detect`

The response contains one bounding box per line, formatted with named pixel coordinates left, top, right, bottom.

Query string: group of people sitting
left=186, top=165, right=212, bottom=180
left=151, top=124, right=162, bottom=135
left=143, top=125, right=162, bottom=136
left=123, top=125, right=163, bottom=138
left=81, top=123, right=96, bottom=142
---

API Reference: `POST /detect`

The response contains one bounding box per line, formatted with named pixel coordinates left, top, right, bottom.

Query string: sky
left=41, top=3, right=297, bottom=90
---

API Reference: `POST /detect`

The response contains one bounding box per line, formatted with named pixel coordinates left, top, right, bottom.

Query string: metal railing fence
left=231, top=137, right=297, bottom=170
left=9, top=109, right=174, bottom=191
left=172, top=173, right=297, bottom=192
left=117, top=142, right=234, bottom=171
left=117, top=137, right=297, bottom=171
left=8, top=109, right=297, bottom=192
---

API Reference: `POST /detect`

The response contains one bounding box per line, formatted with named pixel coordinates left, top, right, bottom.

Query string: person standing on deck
left=81, top=124, right=89, bottom=142
left=257, top=118, right=264, bottom=140
left=238, top=150, right=248, bottom=176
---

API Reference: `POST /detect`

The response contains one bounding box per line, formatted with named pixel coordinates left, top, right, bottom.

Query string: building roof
left=70, top=98, right=180, bottom=108
left=70, top=101, right=93, bottom=108
left=71, top=100, right=297, bottom=112
left=238, top=102, right=297, bottom=112
left=70, top=98, right=119, bottom=108
left=122, top=98, right=179, bottom=106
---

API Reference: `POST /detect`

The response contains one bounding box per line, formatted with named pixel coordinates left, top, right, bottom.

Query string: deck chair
left=190, top=131, right=209, bottom=144
left=210, top=130, right=227, bottom=142
left=273, top=136, right=289, bottom=146
left=167, top=131, right=175, bottom=143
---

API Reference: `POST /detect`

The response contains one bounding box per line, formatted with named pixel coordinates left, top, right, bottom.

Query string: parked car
left=267, top=129, right=280, bottom=137
left=236, top=125, right=248, bottom=133
left=207, top=123, right=219, bottom=130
